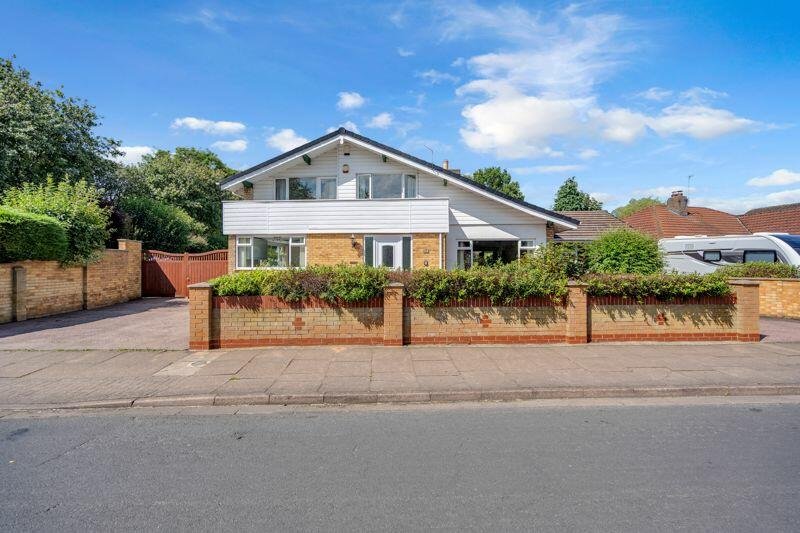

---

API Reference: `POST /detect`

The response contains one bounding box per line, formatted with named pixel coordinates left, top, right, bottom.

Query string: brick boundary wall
left=0, top=240, right=142, bottom=324
left=189, top=279, right=760, bottom=349
left=735, top=277, right=800, bottom=319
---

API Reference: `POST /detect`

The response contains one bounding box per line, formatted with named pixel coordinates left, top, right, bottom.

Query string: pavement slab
left=1, top=339, right=800, bottom=408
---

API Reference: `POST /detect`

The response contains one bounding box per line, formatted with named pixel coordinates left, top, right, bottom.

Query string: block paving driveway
left=1, top=298, right=800, bottom=407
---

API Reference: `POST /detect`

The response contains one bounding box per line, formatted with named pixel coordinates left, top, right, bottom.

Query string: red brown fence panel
left=142, top=249, right=228, bottom=297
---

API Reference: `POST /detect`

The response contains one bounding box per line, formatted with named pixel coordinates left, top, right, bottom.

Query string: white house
left=219, top=128, right=578, bottom=271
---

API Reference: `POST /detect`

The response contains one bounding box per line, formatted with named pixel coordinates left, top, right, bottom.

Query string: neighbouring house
left=623, top=190, right=749, bottom=239
left=553, top=210, right=628, bottom=242
left=738, top=203, right=800, bottom=235
left=219, top=128, right=578, bottom=271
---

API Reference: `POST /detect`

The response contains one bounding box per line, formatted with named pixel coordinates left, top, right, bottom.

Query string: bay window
left=275, top=177, right=337, bottom=200
left=236, top=236, right=306, bottom=269
left=357, top=174, right=417, bottom=199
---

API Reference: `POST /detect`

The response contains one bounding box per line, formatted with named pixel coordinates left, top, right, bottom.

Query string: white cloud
left=512, top=164, right=584, bottom=175
left=266, top=129, right=308, bottom=152
left=695, top=189, right=800, bottom=213
left=367, top=112, right=394, bottom=129
left=211, top=139, right=248, bottom=152
left=416, top=69, right=460, bottom=84
left=578, top=148, right=600, bottom=159
left=114, top=146, right=154, bottom=165
left=747, top=169, right=800, bottom=187
left=171, top=116, right=245, bottom=135
left=397, top=47, right=414, bottom=57
left=589, top=191, right=615, bottom=203
left=176, top=8, right=242, bottom=33
left=436, top=3, right=762, bottom=159
left=337, top=91, right=366, bottom=110
left=634, top=185, right=696, bottom=198
left=637, top=87, right=673, bottom=101
left=325, top=121, right=360, bottom=134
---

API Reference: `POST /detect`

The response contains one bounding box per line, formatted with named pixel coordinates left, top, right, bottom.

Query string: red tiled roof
left=623, top=205, right=749, bottom=239
left=738, top=203, right=800, bottom=234
left=554, top=210, right=628, bottom=241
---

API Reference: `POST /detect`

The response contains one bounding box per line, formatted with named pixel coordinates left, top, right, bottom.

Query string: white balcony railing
left=222, top=198, right=450, bottom=235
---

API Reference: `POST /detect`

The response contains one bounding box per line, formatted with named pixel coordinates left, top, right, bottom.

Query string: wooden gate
left=142, top=249, right=229, bottom=297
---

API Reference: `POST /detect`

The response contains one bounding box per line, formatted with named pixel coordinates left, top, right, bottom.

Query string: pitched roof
left=623, top=205, right=749, bottom=239
left=219, top=128, right=578, bottom=228
left=553, top=210, right=628, bottom=241
left=738, top=203, right=800, bottom=234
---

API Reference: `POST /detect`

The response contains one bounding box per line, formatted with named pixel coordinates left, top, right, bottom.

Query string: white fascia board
left=343, top=136, right=578, bottom=229
left=220, top=136, right=343, bottom=190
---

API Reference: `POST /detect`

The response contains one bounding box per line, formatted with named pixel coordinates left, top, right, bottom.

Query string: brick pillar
left=546, top=222, right=555, bottom=242
left=11, top=266, right=27, bottom=322
left=189, top=282, right=213, bottom=350
left=730, top=279, right=760, bottom=342
left=565, top=281, right=588, bottom=344
left=383, top=282, right=404, bottom=346
left=117, top=239, right=142, bottom=300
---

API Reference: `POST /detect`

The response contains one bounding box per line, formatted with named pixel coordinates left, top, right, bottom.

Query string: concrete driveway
left=0, top=298, right=187, bottom=350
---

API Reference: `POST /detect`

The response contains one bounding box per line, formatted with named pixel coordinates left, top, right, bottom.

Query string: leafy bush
left=3, top=178, right=109, bottom=264
left=0, top=205, right=67, bottom=262
left=587, top=228, right=664, bottom=274
left=210, top=265, right=390, bottom=302
left=118, top=195, right=196, bottom=252
left=716, top=262, right=800, bottom=279
left=401, top=262, right=567, bottom=306
left=583, top=272, right=731, bottom=301
left=522, top=242, right=589, bottom=278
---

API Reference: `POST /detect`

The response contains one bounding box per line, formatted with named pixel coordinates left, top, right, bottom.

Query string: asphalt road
left=1, top=400, right=799, bottom=532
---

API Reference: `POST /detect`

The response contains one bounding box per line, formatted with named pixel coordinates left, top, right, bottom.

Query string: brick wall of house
left=751, top=278, right=800, bottom=319
left=227, top=235, right=236, bottom=272
left=306, top=233, right=365, bottom=266
left=190, top=281, right=760, bottom=348
left=0, top=240, right=142, bottom=324
left=411, top=233, right=441, bottom=269
left=403, top=297, right=567, bottom=344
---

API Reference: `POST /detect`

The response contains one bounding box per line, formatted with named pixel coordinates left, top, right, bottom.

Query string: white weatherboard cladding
left=222, top=198, right=449, bottom=234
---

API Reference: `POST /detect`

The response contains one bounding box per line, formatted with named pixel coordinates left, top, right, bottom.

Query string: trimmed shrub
left=118, top=195, right=195, bottom=252
left=583, top=272, right=731, bottom=301
left=210, top=265, right=390, bottom=302
left=0, top=205, right=67, bottom=262
left=587, top=228, right=664, bottom=274
left=717, top=262, right=800, bottom=279
left=3, top=178, right=109, bottom=264
left=522, top=242, right=589, bottom=278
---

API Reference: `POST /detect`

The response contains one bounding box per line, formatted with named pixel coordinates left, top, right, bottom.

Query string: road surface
left=2, top=399, right=799, bottom=531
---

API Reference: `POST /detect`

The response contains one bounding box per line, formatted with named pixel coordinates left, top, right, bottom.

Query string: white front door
left=373, top=236, right=403, bottom=269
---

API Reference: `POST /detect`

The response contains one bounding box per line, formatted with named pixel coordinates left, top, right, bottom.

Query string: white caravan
left=659, top=233, right=800, bottom=274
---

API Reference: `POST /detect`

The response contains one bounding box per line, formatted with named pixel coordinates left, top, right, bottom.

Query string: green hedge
left=716, top=262, right=800, bottom=279
left=210, top=264, right=737, bottom=304
left=583, top=273, right=731, bottom=301
left=211, top=265, right=390, bottom=302
left=0, top=205, right=67, bottom=262
left=586, top=228, right=664, bottom=274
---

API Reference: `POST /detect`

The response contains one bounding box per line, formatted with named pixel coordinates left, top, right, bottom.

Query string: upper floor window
left=275, top=177, right=337, bottom=200
left=357, top=174, right=417, bottom=199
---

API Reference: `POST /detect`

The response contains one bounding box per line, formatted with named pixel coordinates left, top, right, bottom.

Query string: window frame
left=274, top=177, right=338, bottom=200
left=518, top=239, right=538, bottom=258
left=235, top=235, right=307, bottom=269
left=356, top=173, right=418, bottom=199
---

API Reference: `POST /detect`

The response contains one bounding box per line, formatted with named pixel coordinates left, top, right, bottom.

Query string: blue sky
left=3, top=0, right=800, bottom=213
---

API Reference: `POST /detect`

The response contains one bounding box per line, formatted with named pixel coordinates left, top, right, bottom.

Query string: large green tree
left=469, top=167, right=524, bottom=200
left=552, top=177, right=603, bottom=211
left=117, top=148, right=234, bottom=249
left=612, top=197, right=663, bottom=219
left=0, top=57, right=120, bottom=192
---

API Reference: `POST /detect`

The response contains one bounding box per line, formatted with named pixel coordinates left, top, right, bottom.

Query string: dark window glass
left=372, top=174, right=403, bottom=198
left=320, top=178, right=337, bottom=199
left=381, top=245, right=394, bottom=267
left=744, top=250, right=777, bottom=263
left=357, top=175, right=370, bottom=199
left=703, top=250, right=722, bottom=262
left=289, top=177, right=316, bottom=199
left=275, top=179, right=287, bottom=200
